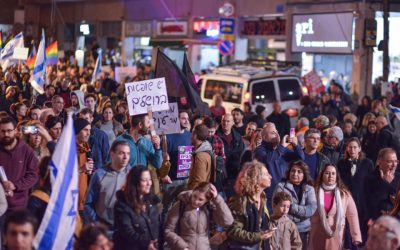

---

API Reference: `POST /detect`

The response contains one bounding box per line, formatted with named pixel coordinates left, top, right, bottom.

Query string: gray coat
left=274, top=181, right=317, bottom=233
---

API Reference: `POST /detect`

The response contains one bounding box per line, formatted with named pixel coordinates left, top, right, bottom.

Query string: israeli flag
left=91, top=49, right=102, bottom=84
left=31, top=29, right=46, bottom=94
left=0, top=32, right=24, bottom=70
left=390, top=104, right=400, bottom=121
left=34, top=112, right=79, bottom=250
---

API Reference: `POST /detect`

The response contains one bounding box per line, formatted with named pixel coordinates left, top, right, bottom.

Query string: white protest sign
left=13, top=47, right=29, bottom=60
left=125, top=77, right=169, bottom=116
left=115, top=66, right=137, bottom=83
left=153, top=102, right=180, bottom=135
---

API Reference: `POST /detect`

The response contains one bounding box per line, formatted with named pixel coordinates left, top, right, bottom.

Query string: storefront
left=125, top=21, right=153, bottom=64
left=290, top=12, right=355, bottom=90
left=240, top=16, right=286, bottom=61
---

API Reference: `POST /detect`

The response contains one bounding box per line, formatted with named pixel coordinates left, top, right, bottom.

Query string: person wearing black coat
left=267, top=101, right=290, bottom=140
left=337, top=138, right=374, bottom=243
left=361, top=121, right=379, bottom=162
left=114, top=166, right=160, bottom=250
left=365, top=148, right=400, bottom=221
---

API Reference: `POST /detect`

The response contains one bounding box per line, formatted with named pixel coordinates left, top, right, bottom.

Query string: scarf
left=318, top=184, right=344, bottom=237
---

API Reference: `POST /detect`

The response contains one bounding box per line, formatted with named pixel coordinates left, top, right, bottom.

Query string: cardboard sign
left=13, top=47, right=29, bottom=60
left=302, top=71, right=324, bottom=95
left=153, top=102, right=180, bottom=135
left=115, top=66, right=137, bottom=83
left=177, top=146, right=193, bottom=178
left=125, top=77, right=169, bottom=116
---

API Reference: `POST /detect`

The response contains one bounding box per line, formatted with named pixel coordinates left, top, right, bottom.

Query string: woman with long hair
left=309, top=164, right=361, bottom=249
left=361, top=120, right=379, bottom=162
left=114, top=166, right=160, bottom=250
left=226, top=160, right=275, bottom=249
left=274, top=160, right=317, bottom=249
left=95, top=105, right=124, bottom=147
left=337, top=137, right=374, bottom=245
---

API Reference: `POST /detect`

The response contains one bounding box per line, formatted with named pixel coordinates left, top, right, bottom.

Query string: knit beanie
left=74, top=118, right=90, bottom=135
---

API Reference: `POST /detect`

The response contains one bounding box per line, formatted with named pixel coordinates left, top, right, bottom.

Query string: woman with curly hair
left=309, top=164, right=361, bottom=250
left=75, top=223, right=113, bottom=250
left=225, top=160, right=274, bottom=249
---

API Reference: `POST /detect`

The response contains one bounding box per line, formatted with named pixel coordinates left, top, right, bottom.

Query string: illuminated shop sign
left=156, top=21, right=188, bottom=36
left=242, top=19, right=285, bottom=36
left=193, top=20, right=220, bottom=37
left=291, top=13, right=354, bottom=53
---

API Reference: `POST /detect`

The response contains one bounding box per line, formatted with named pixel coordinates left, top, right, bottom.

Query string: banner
left=177, top=146, right=193, bottom=178
left=152, top=102, right=180, bottom=135
left=125, top=77, right=169, bottom=116
left=115, top=66, right=137, bottom=83
left=302, top=71, right=324, bottom=95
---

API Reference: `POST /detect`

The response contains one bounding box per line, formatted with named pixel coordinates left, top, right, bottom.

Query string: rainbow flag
left=26, top=41, right=58, bottom=69
left=45, top=41, right=58, bottom=65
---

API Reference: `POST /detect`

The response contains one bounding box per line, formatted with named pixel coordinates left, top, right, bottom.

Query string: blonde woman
left=226, top=160, right=275, bottom=249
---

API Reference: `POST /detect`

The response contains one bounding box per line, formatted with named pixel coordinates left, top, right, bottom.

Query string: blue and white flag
left=0, top=32, right=24, bottom=70
left=31, top=29, right=46, bottom=94
left=390, top=104, right=400, bottom=120
left=91, top=49, right=102, bottom=85
left=34, top=112, right=79, bottom=250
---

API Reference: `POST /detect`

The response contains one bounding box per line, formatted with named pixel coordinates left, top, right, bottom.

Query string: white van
left=199, top=65, right=308, bottom=119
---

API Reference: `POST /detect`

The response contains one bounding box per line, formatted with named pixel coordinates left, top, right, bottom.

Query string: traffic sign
left=218, top=40, right=234, bottom=56
left=219, top=2, right=235, bottom=17
left=220, top=18, right=235, bottom=35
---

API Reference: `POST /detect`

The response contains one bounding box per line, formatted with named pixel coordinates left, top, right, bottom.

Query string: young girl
left=164, top=182, right=233, bottom=250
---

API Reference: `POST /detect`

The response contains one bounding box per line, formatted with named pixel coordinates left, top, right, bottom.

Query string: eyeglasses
left=368, top=220, right=397, bottom=236
left=384, top=160, right=399, bottom=165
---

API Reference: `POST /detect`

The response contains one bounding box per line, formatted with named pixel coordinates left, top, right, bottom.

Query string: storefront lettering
left=242, top=19, right=285, bottom=36
left=295, top=18, right=314, bottom=46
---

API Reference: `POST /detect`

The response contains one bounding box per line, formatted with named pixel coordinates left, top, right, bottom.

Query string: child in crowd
left=270, top=191, right=302, bottom=250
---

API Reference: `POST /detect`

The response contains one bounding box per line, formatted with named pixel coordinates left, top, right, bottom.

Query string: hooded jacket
left=187, top=141, right=213, bottom=190
left=70, top=90, right=85, bottom=114
left=269, top=215, right=302, bottom=250
left=164, top=190, right=233, bottom=250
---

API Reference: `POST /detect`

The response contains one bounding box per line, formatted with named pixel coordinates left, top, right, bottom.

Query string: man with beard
left=254, top=122, right=304, bottom=210
left=115, top=113, right=162, bottom=168
left=0, top=117, right=38, bottom=211
left=35, top=84, right=55, bottom=107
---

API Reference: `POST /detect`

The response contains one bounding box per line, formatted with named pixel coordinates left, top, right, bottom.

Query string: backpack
left=206, top=151, right=228, bottom=191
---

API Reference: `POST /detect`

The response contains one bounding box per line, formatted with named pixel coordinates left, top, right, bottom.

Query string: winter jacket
left=269, top=215, right=302, bottom=250
left=254, top=142, right=305, bottom=210
left=89, top=127, right=110, bottom=171
left=320, top=141, right=345, bottom=165
left=226, top=193, right=270, bottom=247
left=309, top=190, right=362, bottom=250
left=0, top=139, right=38, bottom=210
left=95, top=119, right=124, bottom=138
left=113, top=190, right=160, bottom=250
left=274, top=182, right=317, bottom=233
left=84, top=165, right=130, bottom=226
left=115, top=132, right=162, bottom=169
left=164, top=190, right=233, bottom=250
left=187, top=141, right=213, bottom=190
left=303, top=151, right=331, bottom=180
left=365, top=168, right=400, bottom=220
left=361, top=132, right=379, bottom=162
left=216, top=128, right=245, bottom=180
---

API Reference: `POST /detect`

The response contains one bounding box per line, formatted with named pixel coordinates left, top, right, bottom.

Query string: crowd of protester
left=0, top=57, right=400, bottom=250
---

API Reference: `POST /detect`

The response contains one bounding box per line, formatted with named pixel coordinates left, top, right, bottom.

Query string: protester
left=337, top=137, right=374, bottom=243
left=44, top=115, right=63, bottom=143
left=35, top=84, right=55, bottom=107
left=27, top=105, right=41, bottom=121
left=361, top=120, right=379, bottom=162
left=69, top=89, right=85, bottom=115
left=320, top=126, right=345, bottom=165
left=251, top=105, right=267, bottom=128
left=365, top=148, right=400, bottom=220
left=309, top=164, right=361, bottom=249
left=114, top=165, right=160, bottom=250
left=164, top=183, right=233, bottom=250
left=269, top=191, right=302, bottom=250
left=210, top=94, right=225, bottom=122
left=232, top=108, right=246, bottom=136
left=75, top=223, right=113, bottom=250
left=95, top=105, right=124, bottom=147
left=226, top=160, right=274, bottom=249
left=303, top=128, right=330, bottom=180
left=0, top=116, right=38, bottom=211
left=242, top=121, right=257, bottom=147
left=267, top=101, right=291, bottom=139
left=84, top=93, right=101, bottom=124
left=3, top=209, right=38, bottom=250
left=202, top=116, right=226, bottom=160
left=274, top=161, right=317, bottom=249
left=295, top=117, right=310, bottom=146
left=365, top=215, right=400, bottom=250
left=84, top=140, right=130, bottom=231
left=254, top=122, right=305, bottom=209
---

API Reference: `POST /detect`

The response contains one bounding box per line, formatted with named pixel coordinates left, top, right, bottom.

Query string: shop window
left=251, top=80, right=276, bottom=104
left=204, top=80, right=243, bottom=104
left=278, top=79, right=301, bottom=101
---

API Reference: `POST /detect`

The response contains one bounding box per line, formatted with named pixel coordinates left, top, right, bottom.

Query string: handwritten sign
left=115, top=66, right=137, bottom=83
left=177, top=146, right=193, bottom=178
left=13, top=47, right=29, bottom=60
left=125, top=77, right=169, bottom=116
left=153, top=102, right=180, bottom=135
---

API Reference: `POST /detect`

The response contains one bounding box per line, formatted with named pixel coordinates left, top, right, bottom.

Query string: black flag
left=154, top=49, right=210, bottom=116
left=182, top=53, right=198, bottom=91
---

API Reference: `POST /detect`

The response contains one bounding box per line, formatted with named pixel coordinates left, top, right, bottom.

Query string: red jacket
left=0, top=139, right=39, bottom=210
